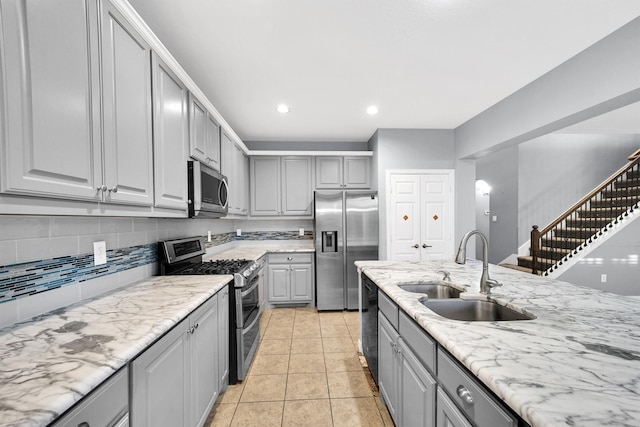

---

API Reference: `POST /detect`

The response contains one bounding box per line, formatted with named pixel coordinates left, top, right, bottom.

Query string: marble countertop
left=355, top=260, right=640, bottom=427
left=0, top=275, right=232, bottom=427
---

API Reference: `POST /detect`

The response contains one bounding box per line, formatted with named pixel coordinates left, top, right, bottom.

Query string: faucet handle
left=437, top=270, right=451, bottom=281
left=485, top=279, right=503, bottom=295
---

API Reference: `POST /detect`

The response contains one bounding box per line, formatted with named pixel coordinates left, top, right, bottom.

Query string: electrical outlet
left=93, top=241, right=107, bottom=266
left=601, top=274, right=607, bottom=283
left=299, top=228, right=304, bottom=236
left=492, top=215, right=498, bottom=222
left=236, top=229, right=242, bottom=237
left=207, top=230, right=212, bottom=242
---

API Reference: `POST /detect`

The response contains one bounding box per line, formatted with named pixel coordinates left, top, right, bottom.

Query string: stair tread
left=500, top=263, right=541, bottom=275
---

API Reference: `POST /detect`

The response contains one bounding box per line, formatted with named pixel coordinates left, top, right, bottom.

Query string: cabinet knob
left=412, top=244, right=419, bottom=249
left=287, top=257, right=293, bottom=261
left=422, top=244, right=432, bottom=248
left=77, top=422, right=90, bottom=427
left=109, top=186, right=118, bottom=193
left=456, top=385, right=475, bottom=405
left=97, top=184, right=107, bottom=192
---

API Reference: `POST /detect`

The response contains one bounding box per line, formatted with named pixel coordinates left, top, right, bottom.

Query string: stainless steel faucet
left=455, top=230, right=502, bottom=295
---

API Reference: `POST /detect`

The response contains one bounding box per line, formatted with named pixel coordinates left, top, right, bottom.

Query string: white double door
left=389, top=171, right=455, bottom=261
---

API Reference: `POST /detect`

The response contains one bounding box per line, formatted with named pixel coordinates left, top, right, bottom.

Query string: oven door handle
left=241, top=279, right=260, bottom=298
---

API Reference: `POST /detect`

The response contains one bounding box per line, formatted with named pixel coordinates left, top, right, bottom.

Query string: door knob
left=422, top=244, right=432, bottom=248
left=412, top=244, right=419, bottom=249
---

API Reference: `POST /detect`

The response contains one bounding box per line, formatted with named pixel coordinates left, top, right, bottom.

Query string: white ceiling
left=127, top=0, right=640, bottom=143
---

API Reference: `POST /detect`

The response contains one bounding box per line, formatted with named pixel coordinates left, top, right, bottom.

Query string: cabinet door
left=315, top=157, right=342, bottom=189
left=188, top=93, right=207, bottom=164
left=206, top=114, right=221, bottom=171
left=398, top=338, right=436, bottom=427
left=437, top=388, right=473, bottom=427
left=343, top=157, right=370, bottom=188
left=233, top=145, right=249, bottom=215
left=290, top=263, right=313, bottom=301
left=378, top=312, right=400, bottom=424
left=251, top=157, right=281, bottom=216
left=152, top=53, right=188, bottom=210
left=100, top=0, right=153, bottom=206
left=218, top=285, right=230, bottom=392
left=281, top=156, right=312, bottom=216
left=131, top=318, right=190, bottom=427
left=220, top=131, right=236, bottom=211
left=268, top=264, right=290, bottom=301
left=0, top=0, right=102, bottom=200
left=190, top=295, right=219, bottom=427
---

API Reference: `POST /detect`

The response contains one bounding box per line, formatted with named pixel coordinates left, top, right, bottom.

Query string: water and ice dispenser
left=321, top=231, right=338, bottom=252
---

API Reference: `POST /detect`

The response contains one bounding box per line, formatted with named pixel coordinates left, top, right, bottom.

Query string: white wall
left=455, top=17, right=640, bottom=160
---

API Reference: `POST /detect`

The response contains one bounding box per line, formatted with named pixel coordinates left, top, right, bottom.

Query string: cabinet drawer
left=378, top=290, right=398, bottom=330
left=399, top=311, right=436, bottom=375
left=268, top=253, right=313, bottom=264
left=437, top=349, right=516, bottom=427
left=52, top=367, right=128, bottom=427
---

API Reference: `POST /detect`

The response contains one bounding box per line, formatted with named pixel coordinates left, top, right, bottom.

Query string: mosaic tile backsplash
left=0, top=231, right=313, bottom=304
left=0, top=244, right=157, bottom=304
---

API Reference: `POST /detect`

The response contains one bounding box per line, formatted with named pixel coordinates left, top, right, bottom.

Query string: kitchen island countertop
left=355, top=259, right=640, bottom=427
left=0, top=274, right=232, bottom=427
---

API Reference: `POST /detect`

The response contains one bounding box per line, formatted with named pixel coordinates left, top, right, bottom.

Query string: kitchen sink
left=397, top=282, right=464, bottom=299
left=420, top=299, right=535, bottom=321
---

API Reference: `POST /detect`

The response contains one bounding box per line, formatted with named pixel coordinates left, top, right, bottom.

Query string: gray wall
left=518, top=134, right=640, bottom=243
left=558, top=215, right=640, bottom=295
left=476, top=146, right=519, bottom=263
left=374, top=129, right=456, bottom=259
left=455, top=17, right=640, bottom=160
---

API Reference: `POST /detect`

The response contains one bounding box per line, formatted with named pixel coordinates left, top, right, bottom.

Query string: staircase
left=516, top=149, right=640, bottom=275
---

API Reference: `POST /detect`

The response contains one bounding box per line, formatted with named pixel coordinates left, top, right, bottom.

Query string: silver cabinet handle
left=422, top=244, right=432, bottom=248
left=412, top=244, right=419, bottom=248
left=287, top=257, right=293, bottom=261
left=194, top=322, right=199, bottom=330
left=109, top=186, right=118, bottom=193
left=456, top=385, right=474, bottom=405
left=97, top=184, right=107, bottom=192
left=78, top=422, right=90, bottom=427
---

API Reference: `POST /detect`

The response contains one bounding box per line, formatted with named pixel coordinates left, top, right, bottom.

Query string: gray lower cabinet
left=437, top=388, right=473, bottom=427
left=152, top=52, right=189, bottom=210
left=378, top=310, right=437, bottom=426
left=217, top=285, right=230, bottom=393
left=52, top=367, right=129, bottom=427
left=131, top=290, right=228, bottom=427
left=267, top=253, right=314, bottom=304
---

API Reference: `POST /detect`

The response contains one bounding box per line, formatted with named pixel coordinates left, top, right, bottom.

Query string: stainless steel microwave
left=188, top=161, right=228, bottom=218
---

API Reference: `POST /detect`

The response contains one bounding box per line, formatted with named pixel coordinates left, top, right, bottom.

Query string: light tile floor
left=206, top=307, right=393, bottom=426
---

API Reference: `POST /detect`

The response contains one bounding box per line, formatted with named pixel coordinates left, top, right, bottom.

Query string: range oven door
left=237, top=305, right=260, bottom=380
left=238, top=275, right=260, bottom=328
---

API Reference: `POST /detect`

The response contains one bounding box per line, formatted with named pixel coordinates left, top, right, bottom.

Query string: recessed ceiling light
left=366, top=105, right=379, bottom=115
left=277, top=104, right=290, bottom=113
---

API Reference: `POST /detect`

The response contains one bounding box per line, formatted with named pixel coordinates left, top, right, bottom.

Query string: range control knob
left=243, top=270, right=251, bottom=277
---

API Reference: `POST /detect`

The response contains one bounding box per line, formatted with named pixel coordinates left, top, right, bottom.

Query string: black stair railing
left=530, top=149, right=640, bottom=275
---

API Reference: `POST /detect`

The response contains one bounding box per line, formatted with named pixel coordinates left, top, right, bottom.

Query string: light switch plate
left=299, top=228, right=304, bottom=236
left=236, top=229, right=242, bottom=237
left=207, top=230, right=212, bottom=242
left=93, top=241, right=107, bottom=266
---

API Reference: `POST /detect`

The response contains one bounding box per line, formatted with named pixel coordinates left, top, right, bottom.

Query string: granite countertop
left=0, top=275, right=232, bottom=427
left=355, top=259, right=640, bottom=427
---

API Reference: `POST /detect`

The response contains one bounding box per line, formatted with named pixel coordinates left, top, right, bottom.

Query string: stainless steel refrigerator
left=314, top=190, right=379, bottom=310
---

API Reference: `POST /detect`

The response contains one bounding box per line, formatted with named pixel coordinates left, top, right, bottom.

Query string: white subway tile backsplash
left=17, top=283, right=80, bottom=321
left=0, top=240, right=17, bottom=266
left=50, top=217, right=100, bottom=237
left=118, top=231, right=147, bottom=248
left=16, top=236, right=79, bottom=263
left=0, top=300, right=18, bottom=329
left=133, top=218, right=158, bottom=232
left=118, top=264, right=148, bottom=287
left=99, top=217, right=133, bottom=234
left=79, top=274, right=122, bottom=300
left=0, top=216, right=49, bottom=241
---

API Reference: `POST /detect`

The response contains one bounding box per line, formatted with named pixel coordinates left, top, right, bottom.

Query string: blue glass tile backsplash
left=0, top=244, right=157, bottom=304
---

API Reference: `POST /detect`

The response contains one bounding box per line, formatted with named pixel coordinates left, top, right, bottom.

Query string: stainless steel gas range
left=158, top=236, right=264, bottom=383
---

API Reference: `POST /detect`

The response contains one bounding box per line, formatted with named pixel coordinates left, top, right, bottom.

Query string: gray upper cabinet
left=221, top=131, right=248, bottom=215
left=0, top=0, right=154, bottom=206
left=100, top=0, right=154, bottom=206
left=152, top=52, right=188, bottom=210
left=0, top=0, right=102, bottom=200
left=315, top=156, right=370, bottom=189
left=251, top=156, right=312, bottom=216
left=189, top=93, right=221, bottom=171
